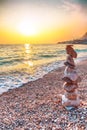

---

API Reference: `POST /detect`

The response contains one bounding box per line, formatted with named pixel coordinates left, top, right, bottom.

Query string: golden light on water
left=27, top=61, right=33, bottom=67
left=24, top=43, right=33, bottom=67
left=24, top=43, right=31, bottom=54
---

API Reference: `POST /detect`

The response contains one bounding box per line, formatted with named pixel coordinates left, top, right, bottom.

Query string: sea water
left=0, top=43, right=87, bottom=94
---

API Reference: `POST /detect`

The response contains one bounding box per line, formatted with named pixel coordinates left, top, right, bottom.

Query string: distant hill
left=81, top=32, right=87, bottom=40
left=57, top=32, right=87, bottom=44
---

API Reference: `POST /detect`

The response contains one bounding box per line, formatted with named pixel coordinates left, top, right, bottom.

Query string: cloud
left=77, top=0, right=87, bottom=12
left=77, top=0, right=87, bottom=4
left=55, top=0, right=87, bottom=16
left=0, top=0, right=87, bottom=15
left=70, top=0, right=87, bottom=12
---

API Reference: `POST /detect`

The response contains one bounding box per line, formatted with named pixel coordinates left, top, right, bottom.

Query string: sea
left=0, top=43, right=87, bottom=94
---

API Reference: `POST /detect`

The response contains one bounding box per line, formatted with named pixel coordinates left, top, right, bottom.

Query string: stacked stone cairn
left=62, top=45, right=81, bottom=110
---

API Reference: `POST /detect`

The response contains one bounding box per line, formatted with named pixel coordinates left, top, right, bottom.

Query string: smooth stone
left=65, top=106, right=75, bottom=111
left=62, top=95, right=80, bottom=107
left=64, top=67, right=78, bottom=81
left=65, top=90, right=78, bottom=100
left=63, top=82, right=78, bottom=92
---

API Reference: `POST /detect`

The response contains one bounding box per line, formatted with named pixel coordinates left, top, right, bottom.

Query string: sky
left=0, top=0, right=87, bottom=44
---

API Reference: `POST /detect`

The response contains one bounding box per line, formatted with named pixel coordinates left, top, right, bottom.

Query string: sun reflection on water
left=24, top=43, right=33, bottom=67
left=24, top=43, right=31, bottom=54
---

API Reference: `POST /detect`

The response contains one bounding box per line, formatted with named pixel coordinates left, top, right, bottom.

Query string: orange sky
left=0, top=0, right=87, bottom=44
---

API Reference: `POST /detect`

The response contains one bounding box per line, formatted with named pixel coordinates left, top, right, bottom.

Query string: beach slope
left=0, top=60, right=87, bottom=129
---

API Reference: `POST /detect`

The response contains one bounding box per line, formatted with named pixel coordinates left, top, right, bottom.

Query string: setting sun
left=0, top=0, right=87, bottom=44
left=18, top=21, right=38, bottom=36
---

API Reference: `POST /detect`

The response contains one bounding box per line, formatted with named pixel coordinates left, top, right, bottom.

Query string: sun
left=18, top=21, right=37, bottom=36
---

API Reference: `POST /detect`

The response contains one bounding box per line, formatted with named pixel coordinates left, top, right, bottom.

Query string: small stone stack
left=62, top=45, right=81, bottom=110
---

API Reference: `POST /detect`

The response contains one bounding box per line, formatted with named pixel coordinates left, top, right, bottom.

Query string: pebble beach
left=0, top=60, right=87, bottom=130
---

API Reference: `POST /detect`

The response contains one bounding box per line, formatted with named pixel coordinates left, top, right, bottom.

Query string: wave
left=0, top=58, right=23, bottom=66
left=0, top=60, right=64, bottom=94
left=39, top=54, right=57, bottom=58
left=0, top=44, right=87, bottom=95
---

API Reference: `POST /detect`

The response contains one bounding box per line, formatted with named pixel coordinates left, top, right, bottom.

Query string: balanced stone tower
left=62, top=45, right=81, bottom=110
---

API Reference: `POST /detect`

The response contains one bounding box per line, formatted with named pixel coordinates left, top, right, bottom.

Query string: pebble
left=0, top=64, right=87, bottom=130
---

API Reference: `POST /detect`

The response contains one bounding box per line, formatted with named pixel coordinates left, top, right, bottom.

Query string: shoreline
left=0, top=59, right=87, bottom=100
left=0, top=60, right=87, bottom=129
left=0, top=58, right=86, bottom=96
left=0, top=56, right=87, bottom=96
left=0, top=43, right=87, bottom=96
